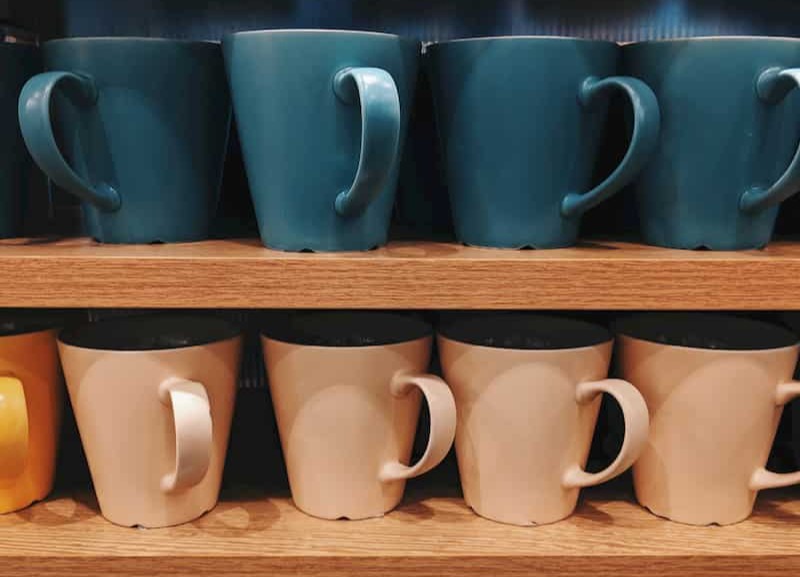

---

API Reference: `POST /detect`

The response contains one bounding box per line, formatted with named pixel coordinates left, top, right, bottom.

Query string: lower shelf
left=1, top=485, right=799, bottom=576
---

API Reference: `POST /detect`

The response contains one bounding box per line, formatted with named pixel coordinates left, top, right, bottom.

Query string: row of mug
left=4, top=33, right=800, bottom=250
left=2, top=310, right=799, bottom=528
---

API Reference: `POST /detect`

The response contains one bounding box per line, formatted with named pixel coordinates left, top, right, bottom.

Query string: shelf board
left=1, top=485, right=799, bottom=576
left=2, top=237, right=800, bottom=309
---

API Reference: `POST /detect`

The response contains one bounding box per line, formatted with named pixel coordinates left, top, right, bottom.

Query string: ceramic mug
left=437, top=313, right=648, bottom=525
left=623, top=37, right=800, bottom=250
left=616, top=313, right=800, bottom=525
left=0, top=313, right=63, bottom=513
left=0, top=43, right=41, bottom=238
left=223, top=30, right=420, bottom=251
left=18, top=37, right=231, bottom=244
left=428, top=36, right=660, bottom=248
left=58, top=315, right=242, bottom=528
left=262, top=312, right=456, bottom=519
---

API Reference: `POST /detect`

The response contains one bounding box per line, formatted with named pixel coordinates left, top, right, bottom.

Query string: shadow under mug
left=0, top=312, right=64, bottom=514
left=616, top=313, right=800, bottom=525
left=58, top=314, right=242, bottom=528
left=18, top=37, right=232, bottom=244
left=223, top=30, right=420, bottom=252
left=623, top=37, right=800, bottom=250
left=437, top=313, right=649, bottom=525
left=262, top=311, right=456, bottom=520
left=427, top=36, right=660, bottom=249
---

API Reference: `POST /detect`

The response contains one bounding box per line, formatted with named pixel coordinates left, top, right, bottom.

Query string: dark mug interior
left=615, top=313, right=798, bottom=351
left=438, top=313, right=612, bottom=350
left=0, top=310, right=77, bottom=337
left=59, top=314, right=240, bottom=351
left=262, top=311, right=432, bottom=347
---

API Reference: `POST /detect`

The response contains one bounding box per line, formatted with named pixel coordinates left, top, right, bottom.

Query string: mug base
left=466, top=501, right=573, bottom=526
left=638, top=500, right=753, bottom=526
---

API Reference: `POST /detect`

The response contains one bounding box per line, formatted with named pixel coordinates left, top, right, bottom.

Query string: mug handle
left=378, top=372, right=457, bottom=482
left=561, top=76, right=660, bottom=218
left=750, top=381, right=800, bottom=490
left=562, top=379, right=649, bottom=489
left=159, top=378, right=213, bottom=493
left=332, top=67, right=401, bottom=218
left=18, top=71, right=121, bottom=212
left=0, top=377, right=28, bottom=484
left=739, top=68, right=800, bottom=213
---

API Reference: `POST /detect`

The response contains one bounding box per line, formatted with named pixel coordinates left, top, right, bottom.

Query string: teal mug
left=1, top=43, right=41, bottom=238
left=223, top=30, right=419, bottom=252
left=624, top=37, right=800, bottom=250
left=18, top=38, right=231, bottom=244
left=428, top=37, right=660, bottom=249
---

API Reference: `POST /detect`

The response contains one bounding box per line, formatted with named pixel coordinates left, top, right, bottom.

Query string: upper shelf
left=2, top=237, right=799, bottom=309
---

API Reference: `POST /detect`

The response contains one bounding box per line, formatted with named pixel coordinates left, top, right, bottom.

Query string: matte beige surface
left=617, top=335, right=800, bottom=525
left=3, top=237, right=800, bottom=309
left=438, top=337, right=648, bottom=525
left=263, top=335, right=456, bottom=520
left=58, top=337, right=242, bottom=527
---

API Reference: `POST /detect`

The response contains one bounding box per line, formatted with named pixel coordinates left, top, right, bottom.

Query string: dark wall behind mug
left=12, top=0, right=800, bottom=238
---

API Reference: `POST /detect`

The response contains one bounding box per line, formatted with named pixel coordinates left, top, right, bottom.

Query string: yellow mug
left=0, top=321, right=63, bottom=513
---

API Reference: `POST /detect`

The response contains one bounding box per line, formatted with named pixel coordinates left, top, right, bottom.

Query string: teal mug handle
left=332, top=67, right=401, bottom=218
left=739, top=67, right=800, bottom=214
left=561, top=76, right=660, bottom=218
left=18, top=71, right=121, bottom=212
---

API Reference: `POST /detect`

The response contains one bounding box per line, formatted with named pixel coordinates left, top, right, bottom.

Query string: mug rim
left=224, top=28, right=412, bottom=42
left=614, top=313, right=799, bottom=352
left=44, top=36, right=220, bottom=47
left=59, top=314, right=241, bottom=352
left=261, top=311, right=432, bottom=348
left=430, top=35, right=617, bottom=47
left=437, top=313, right=613, bottom=351
left=623, top=35, right=800, bottom=46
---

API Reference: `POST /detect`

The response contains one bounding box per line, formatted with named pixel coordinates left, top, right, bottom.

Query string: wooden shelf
left=2, top=237, right=800, bottom=309
left=1, top=485, right=799, bottom=576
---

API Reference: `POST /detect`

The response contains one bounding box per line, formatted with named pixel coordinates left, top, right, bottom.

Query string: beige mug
left=438, top=313, right=649, bottom=526
left=616, top=313, right=800, bottom=525
left=262, top=312, right=457, bottom=520
left=58, top=315, right=242, bottom=528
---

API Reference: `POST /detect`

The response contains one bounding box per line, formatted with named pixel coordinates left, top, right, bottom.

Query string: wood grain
left=0, top=486, right=798, bottom=576
left=0, top=237, right=799, bottom=309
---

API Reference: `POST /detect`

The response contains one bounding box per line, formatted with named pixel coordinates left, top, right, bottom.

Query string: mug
left=262, top=312, right=456, bottom=519
left=616, top=313, right=800, bottom=525
left=0, top=43, right=41, bottom=238
left=18, top=37, right=231, bottom=244
left=223, top=30, right=420, bottom=251
left=623, top=37, right=800, bottom=250
left=438, top=313, right=649, bottom=525
left=0, top=313, right=63, bottom=513
left=58, top=315, right=242, bottom=527
left=428, top=37, right=660, bottom=248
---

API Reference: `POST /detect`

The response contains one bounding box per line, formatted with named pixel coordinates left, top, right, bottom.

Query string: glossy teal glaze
left=223, top=30, right=419, bottom=252
left=428, top=37, right=659, bottom=249
left=623, top=37, right=800, bottom=250
left=18, top=38, right=231, bottom=244
left=0, top=44, right=41, bottom=238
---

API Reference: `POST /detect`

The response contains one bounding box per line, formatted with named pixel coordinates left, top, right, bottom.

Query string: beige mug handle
left=562, top=379, right=650, bottom=489
left=159, top=377, right=213, bottom=493
left=750, top=381, right=800, bottom=490
left=378, top=372, right=457, bottom=482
